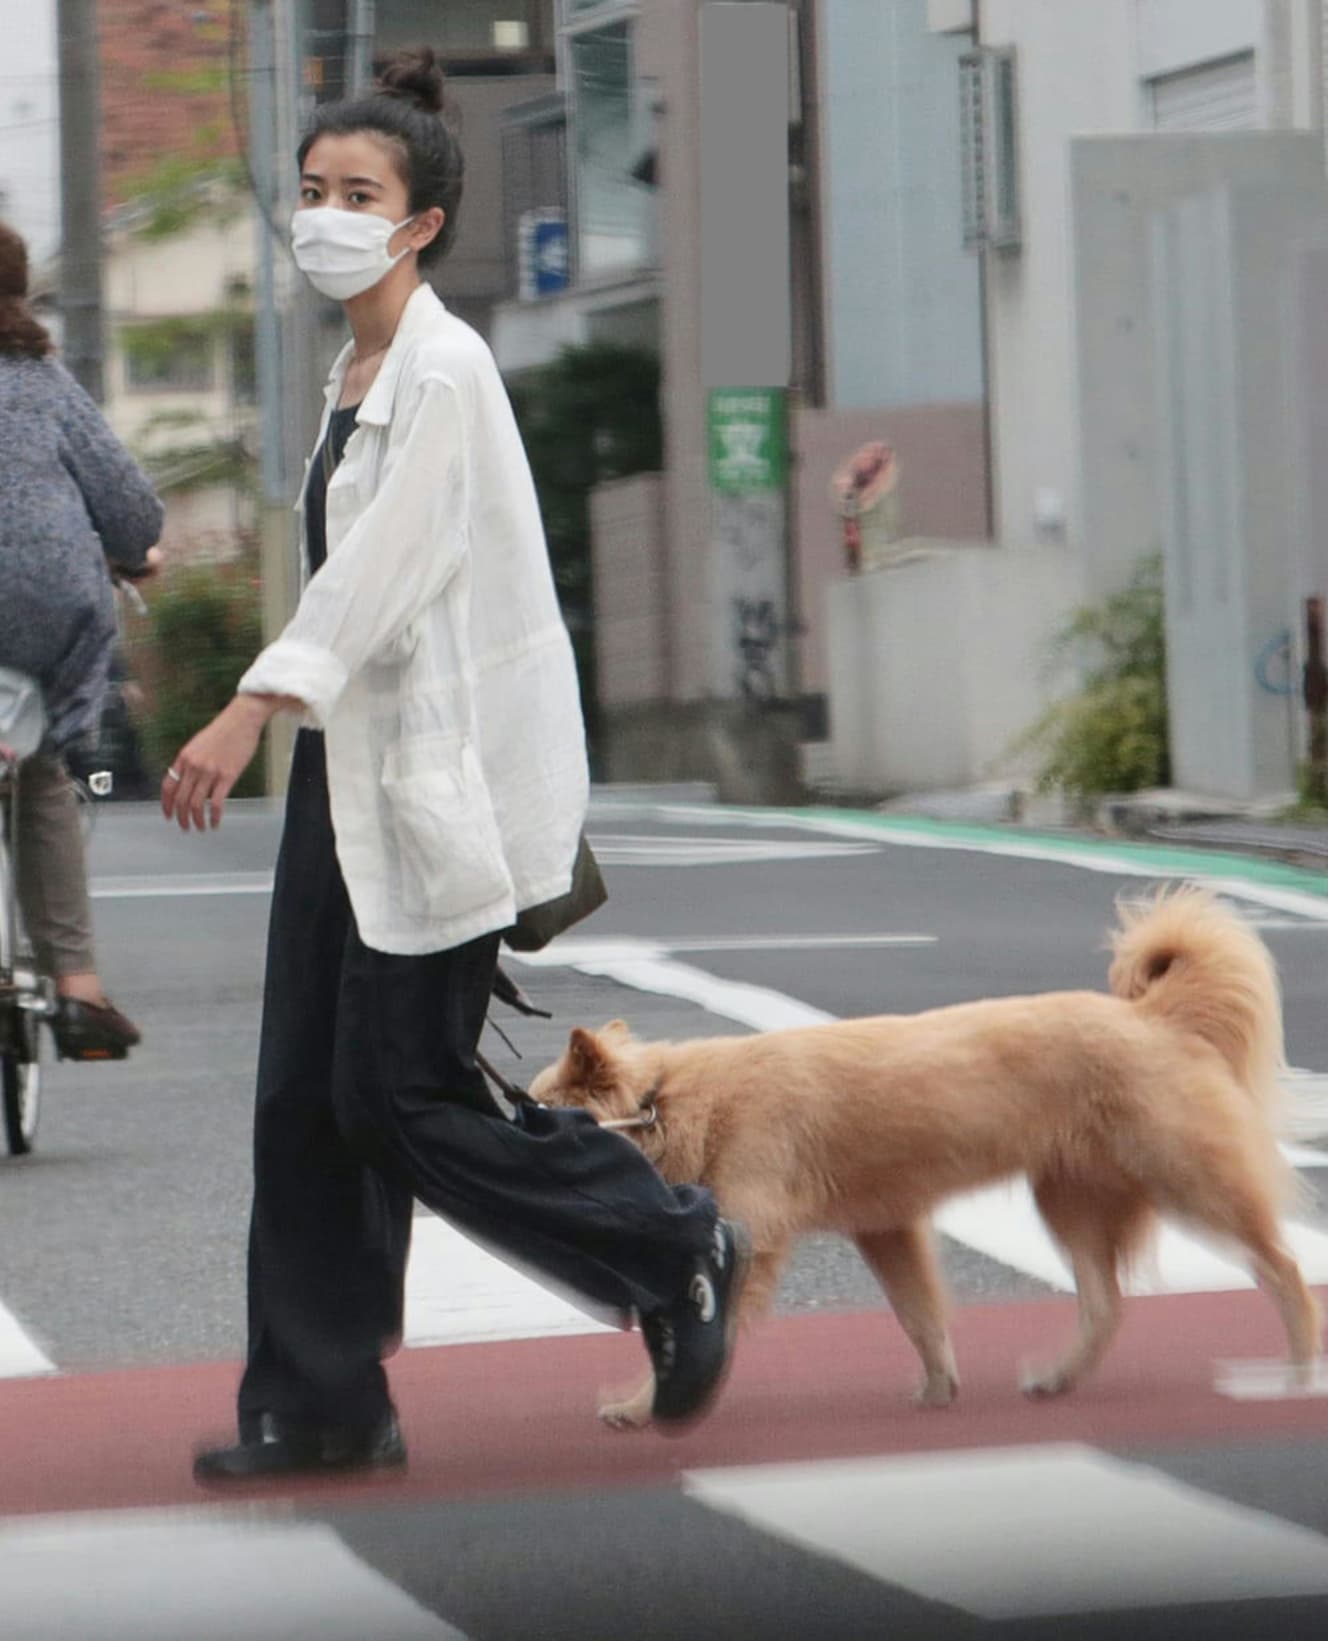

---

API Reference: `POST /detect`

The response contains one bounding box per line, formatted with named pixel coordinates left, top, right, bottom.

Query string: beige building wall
left=793, top=402, right=988, bottom=696
left=590, top=473, right=669, bottom=704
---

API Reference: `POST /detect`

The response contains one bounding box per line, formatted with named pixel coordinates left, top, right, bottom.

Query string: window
left=122, top=323, right=215, bottom=393
left=1150, top=53, right=1257, bottom=132
left=229, top=318, right=257, bottom=405
left=565, top=10, right=654, bottom=276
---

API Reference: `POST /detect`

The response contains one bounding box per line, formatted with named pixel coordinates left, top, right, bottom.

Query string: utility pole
left=56, top=0, right=104, bottom=402
left=347, top=0, right=377, bottom=96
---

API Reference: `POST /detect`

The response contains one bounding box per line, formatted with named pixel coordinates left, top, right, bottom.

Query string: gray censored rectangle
left=699, top=3, right=793, bottom=389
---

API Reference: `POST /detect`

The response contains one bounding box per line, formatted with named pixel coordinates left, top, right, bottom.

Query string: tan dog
left=529, top=888, right=1322, bottom=1428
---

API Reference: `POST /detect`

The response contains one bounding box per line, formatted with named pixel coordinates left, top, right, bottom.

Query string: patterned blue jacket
left=0, top=354, right=163, bottom=750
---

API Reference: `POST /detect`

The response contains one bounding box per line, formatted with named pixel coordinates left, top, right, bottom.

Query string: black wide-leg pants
left=238, top=730, right=716, bottom=1435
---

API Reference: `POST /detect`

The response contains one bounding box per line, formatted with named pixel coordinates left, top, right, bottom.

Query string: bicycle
left=0, top=668, right=56, bottom=1155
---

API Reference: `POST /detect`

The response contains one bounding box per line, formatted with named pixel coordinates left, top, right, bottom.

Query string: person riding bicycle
left=0, top=222, right=164, bottom=1058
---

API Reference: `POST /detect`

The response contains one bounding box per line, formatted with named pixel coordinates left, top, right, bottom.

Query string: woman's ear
left=408, top=206, right=445, bottom=254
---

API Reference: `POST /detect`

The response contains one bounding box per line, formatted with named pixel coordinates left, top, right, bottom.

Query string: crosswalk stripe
left=403, top=1214, right=619, bottom=1347
left=685, top=1445, right=1328, bottom=1619
left=0, top=1511, right=467, bottom=1640
left=0, top=1299, right=53, bottom=1379
left=936, top=1177, right=1328, bottom=1295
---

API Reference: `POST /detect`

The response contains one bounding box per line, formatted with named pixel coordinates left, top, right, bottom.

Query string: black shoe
left=52, top=997, right=140, bottom=1062
left=643, top=1218, right=751, bottom=1433
left=193, top=1411, right=407, bottom=1485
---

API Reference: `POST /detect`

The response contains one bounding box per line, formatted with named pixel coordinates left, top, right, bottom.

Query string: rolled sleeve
left=237, top=638, right=348, bottom=727
left=238, top=375, right=469, bottom=723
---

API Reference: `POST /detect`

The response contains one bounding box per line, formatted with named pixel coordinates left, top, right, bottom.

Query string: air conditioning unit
left=960, top=46, right=1021, bottom=252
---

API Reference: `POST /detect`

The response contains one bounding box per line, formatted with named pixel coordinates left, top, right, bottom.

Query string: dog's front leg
left=598, top=1372, right=656, bottom=1430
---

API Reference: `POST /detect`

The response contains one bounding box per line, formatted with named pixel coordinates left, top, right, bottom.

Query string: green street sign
left=708, top=388, right=786, bottom=494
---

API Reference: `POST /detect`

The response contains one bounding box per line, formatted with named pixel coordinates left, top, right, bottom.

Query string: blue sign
left=531, top=216, right=569, bottom=296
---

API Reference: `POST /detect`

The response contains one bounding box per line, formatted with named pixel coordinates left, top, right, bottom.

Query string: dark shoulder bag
left=503, top=831, right=607, bottom=953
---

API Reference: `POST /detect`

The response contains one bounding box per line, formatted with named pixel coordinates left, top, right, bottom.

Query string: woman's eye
left=299, top=187, right=320, bottom=203
left=348, top=192, right=372, bottom=206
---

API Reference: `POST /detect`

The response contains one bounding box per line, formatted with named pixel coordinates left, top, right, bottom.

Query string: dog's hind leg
left=855, top=1224, right=959, bottom=1407
left=1164, top=1164, right=1322, bottom=1378
left=1021, top=1178, right=1146, bottom=1398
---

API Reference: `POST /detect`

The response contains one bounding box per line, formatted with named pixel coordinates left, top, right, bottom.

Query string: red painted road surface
left=1, top=1290, right=1324, bottom=1519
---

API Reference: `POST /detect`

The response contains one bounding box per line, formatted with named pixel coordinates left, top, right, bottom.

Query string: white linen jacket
left=238, top=284, right=589, bottom=954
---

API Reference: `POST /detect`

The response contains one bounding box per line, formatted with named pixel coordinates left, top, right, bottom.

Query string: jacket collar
left=322, top=282, right=447, bottom=427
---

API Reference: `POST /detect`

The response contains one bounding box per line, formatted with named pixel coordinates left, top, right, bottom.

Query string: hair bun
left=374, top=46, right=446, bottom=115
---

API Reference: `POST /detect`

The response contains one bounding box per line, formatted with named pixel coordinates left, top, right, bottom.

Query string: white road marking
left=91, top=872, right=273, bottom=899
left=934, top=1178, right=1328, bottom=1295
left=586, top=798, right=1328, bottom=925
left=588, top=833, right=881, bottom=866
left=0, top=1511, right=467, bottom=1640
left=1214, top=1359, right=1328, bottom=1401
left=404, top=1214, right=621, bottom=1347
left=685, top=1445, right=1328, bottom=1619
left=0, top=1300, right=55, bottom=1379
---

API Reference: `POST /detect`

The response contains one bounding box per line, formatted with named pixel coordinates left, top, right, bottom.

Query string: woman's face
left=298, top=131, right=442, bottom=260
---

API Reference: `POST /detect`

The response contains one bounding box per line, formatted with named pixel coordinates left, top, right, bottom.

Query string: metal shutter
left=1151, top=53, right=1258, bottom=132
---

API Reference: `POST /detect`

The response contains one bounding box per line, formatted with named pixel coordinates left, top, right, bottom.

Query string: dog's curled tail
left=1108, top=885, right=1285, bottom=1109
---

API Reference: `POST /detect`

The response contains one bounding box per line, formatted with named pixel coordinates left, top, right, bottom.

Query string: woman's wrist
left=233, top=692, right=302, bottom=726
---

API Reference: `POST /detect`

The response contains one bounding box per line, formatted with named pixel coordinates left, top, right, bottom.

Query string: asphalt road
left=2, top=793, right=1325, bottom=1376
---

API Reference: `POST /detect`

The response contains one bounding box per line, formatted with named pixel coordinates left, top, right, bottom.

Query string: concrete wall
left=816, top=0, right=983, bottom=410
left=1069, top=133, right=1325, bottom=601
left=793, top=401, right=988, bottom=695
left=1, top=0, right=58, bottom=261
left=978, top=2, right=1140, bottom=557
left=826, top=543, right=1082, bottom=793
left=1135, top=0, right=1261, bottom=78
left=1152, top=178, right=1328, bottom=798
left=429, top=74, right=557, bottom=338
left=591, top=472, right=669, bottom=705
left=637, top=1, right=710, bottom=703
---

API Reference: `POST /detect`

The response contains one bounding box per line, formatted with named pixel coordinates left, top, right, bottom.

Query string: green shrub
left=141, top=559, right=266, bottom=798
left=507, top=342, right=663, bottom=756
left=1015, top=555, right=1169, bottom=799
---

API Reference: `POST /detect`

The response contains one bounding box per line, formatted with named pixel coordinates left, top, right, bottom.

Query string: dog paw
left=597, top=1393, right=653, bottom=1431
left=914, top=1373, right=959, bottom=1409
left=1019, top=1361, right=1072, bottom=1399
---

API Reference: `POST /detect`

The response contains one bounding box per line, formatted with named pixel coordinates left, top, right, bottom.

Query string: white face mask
left=290, top=207, right=416, bottom=302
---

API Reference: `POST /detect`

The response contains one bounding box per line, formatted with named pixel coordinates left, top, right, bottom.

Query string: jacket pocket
left=381, top=734, right=512, bottom=921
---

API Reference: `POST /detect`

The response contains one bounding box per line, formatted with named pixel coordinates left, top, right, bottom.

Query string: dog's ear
left=600, top=1019, right=632, bottom=1041
left=566, top=1026, right=614, bottom=1090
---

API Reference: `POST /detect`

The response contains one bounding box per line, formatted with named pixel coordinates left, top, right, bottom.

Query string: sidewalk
left=868, top=781, right=1328, bottom=872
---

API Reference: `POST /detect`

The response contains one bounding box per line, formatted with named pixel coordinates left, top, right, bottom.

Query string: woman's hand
left=161, top=695, right=276, bottom=832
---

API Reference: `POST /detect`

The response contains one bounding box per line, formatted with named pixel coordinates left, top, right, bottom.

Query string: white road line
left=0, top=1300, right=55, bottom=1379
left=1214, top=1359, right=1328, bottom=1401
left=404, top=1214, right=621, bottom=1347
left=0, top=1511, right=467, bottom=1640
left=935, top=1179, right=1328, bottom=1295
left=91, top=873, right=273, bottom=899
left=685, top=1445, right=1328, bottom=1619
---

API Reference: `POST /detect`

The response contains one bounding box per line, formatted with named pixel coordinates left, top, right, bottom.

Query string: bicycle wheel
left=2, top=1013, right=39, bottom=1156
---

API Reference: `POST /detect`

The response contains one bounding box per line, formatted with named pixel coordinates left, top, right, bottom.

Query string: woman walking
left=163, top=48, right=747, bottom=1481
left=0, top=221, right=162, bottom=1059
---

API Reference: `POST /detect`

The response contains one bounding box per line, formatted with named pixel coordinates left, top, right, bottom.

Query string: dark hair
left=0, top=222, right=53, bottom=358
left=297, top=46, right=464, bottom=267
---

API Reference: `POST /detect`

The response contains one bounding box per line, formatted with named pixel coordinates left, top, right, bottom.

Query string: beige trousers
left=12, top=752, right=96, bottom=977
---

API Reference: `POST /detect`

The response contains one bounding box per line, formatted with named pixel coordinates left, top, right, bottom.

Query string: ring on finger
left=166, top=766, right=183, bottom=783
